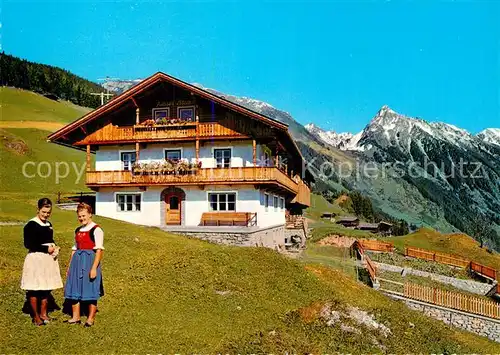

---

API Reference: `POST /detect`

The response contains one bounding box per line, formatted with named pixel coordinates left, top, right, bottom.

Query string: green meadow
left=1, top=88, right=498, bottom=353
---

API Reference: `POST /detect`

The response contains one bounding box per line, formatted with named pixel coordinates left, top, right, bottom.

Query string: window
left=280, top=197, right=285, bottom=210
left=214, top=148, right=231, bottom=168
left=177, top=106, right=195, bottom=121
left=116, top=193, right=141, bottom=212
left=169, top=196, right=179, bottom=210
left=121, top=151, right=136, bottom=171
left=274, top=196, right=279, bottom=212
left=208, top=192, right=236, bottom=211
left=165, top=149, right=182, bottom=162
left=152, top=107, right=170, bottom=122
left=264, top=193, right=269, bottom=212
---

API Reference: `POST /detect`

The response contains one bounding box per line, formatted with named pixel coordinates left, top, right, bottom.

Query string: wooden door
left=166, top=194, right=181, bottom=225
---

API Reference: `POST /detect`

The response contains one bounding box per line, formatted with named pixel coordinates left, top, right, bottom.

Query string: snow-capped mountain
left=306, top=105, right=500, bottom=248
left=354, top=105, right=486, bottom=155
left=101, top=79, right=142, bottom=93
left=304, top=124, right=363, bottom=151
left=307, top=105, right=499, bottom=154
left=477, top=128, right=500, bottom=146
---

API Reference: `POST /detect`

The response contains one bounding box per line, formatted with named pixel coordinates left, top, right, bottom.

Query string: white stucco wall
left=256, top=191, right=287, bottom=227
left=95, top=145, right=136, bottom=171
left=95, top=186, right=165, bottom=226
left=93, top=142, right=285, bottom=228
left=95, top=141, right=266, bottom=171
left=95, top=185, right=285, bottom=228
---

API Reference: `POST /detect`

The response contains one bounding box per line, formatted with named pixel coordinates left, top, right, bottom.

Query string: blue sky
left=3, top=1, right=499, bottom=133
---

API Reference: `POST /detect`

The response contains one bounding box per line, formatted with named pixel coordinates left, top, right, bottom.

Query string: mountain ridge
left=306, top=105, right=499, bottom=151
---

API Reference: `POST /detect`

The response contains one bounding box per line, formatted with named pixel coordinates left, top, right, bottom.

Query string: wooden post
left=136, top=108, right=140, bottom=125
left=86, top=145, right=91, bottom=172
left=195, top=107, right=200, bottom=161
left=252, top=139, right=257, bottom=166
left=135, top=142, right=140, bottom=161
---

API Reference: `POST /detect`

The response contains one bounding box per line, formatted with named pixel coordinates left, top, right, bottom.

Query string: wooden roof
left=357, top=223, right=380, bottom=229
left=378, top=221, right=394, bottom=227
left=337, top=216, right=359, bottom=222
left=47, top=72, right=297, bottom=149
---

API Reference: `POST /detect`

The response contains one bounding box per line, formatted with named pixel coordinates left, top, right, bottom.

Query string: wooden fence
left=405, top=247, right=498, bottom=282
left=351, top=240, right=364, bottom=258
left=365, top=254, right=377, bottom=282
left=470, top=261, right=497, bottom=280
left=359, top=239, right=394, bottom=253
left=405, top=247, right=470, bottom=268
left=404, top=283, right=500, bottom=319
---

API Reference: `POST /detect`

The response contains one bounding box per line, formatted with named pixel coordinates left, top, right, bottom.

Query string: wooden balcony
left=86, top=167, right=300, bottom=194
left=76, top=117, right=274, bottom=146
left=291, top=178, right=311, bottom=206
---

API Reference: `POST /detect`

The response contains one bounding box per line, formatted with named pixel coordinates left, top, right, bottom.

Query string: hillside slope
left=1, top=53, right=103, bottom=108
left=1, top=207, right=498, bottom=353
left=0, top=88, right=91, bottom=198
left=0, top=88, right=498, bottom=353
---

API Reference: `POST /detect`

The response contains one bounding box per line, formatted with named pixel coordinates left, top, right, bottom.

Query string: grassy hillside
left=1, top=87, right=90, bottom=123
left=388, top=228, right=500, bottom=270
left=304, top=193, right=345, bottom=222
left=0, top=128, right=89, bottom=195
left=0, top=87, right=91, bottom=201
left=1, top=207, right=498, bottom=353
left=1, top=89, right=499, bottom=352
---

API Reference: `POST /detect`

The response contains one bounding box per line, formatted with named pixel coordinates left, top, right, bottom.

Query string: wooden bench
left=200, top=212, right=257, bottom=227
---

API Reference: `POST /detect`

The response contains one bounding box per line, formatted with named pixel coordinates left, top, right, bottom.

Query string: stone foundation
left=284, top=228, right=306, bottom=247
left=176, top=224, right=285, bottom=249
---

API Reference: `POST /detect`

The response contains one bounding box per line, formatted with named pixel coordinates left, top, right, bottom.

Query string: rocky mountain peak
left=477, top=128, right=500, bottom=146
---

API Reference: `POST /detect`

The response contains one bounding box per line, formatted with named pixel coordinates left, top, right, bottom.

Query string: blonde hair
left=76, top=202, right=93, bottom=214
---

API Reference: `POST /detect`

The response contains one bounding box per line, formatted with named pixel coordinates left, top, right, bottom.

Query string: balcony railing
left=86, top=167, right=299, bottom=193
left=291, top=178, right=311, bottom=206
left=76, top=117, right=276, bottom=145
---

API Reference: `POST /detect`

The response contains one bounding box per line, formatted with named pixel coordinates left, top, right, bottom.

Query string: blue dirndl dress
left=64, top=225, right=104, bottom=301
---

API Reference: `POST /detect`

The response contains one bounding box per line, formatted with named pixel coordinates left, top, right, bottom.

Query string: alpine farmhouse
left=48, top=72, right=311, bottom=247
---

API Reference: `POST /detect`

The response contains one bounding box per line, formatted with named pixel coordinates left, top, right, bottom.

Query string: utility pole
left=90, top=91, right=114, bottom=106
left=91, top=76, right=119, bottom=106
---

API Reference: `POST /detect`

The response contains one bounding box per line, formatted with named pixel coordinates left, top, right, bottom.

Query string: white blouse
left=72, top=221, right=105, bottom=250
left=31, top=216, right=51, bottom=227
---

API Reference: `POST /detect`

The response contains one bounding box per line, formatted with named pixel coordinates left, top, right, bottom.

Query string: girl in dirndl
left=64, top=202, right=104, bottom=327
left=21, top=198, right=63, bottom=326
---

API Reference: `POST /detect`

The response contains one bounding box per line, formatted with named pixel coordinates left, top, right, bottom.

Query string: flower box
left=132, top=159, right=202, bottom=175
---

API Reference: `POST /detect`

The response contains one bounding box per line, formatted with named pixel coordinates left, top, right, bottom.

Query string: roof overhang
left=47, top=71, right=289, bottom=142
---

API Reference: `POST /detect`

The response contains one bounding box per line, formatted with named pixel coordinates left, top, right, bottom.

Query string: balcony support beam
left=253, top=139, right=257, bottom=166
left=135, top=142, right=140, bottom=161
left=86, top=144, right=91, bottom=172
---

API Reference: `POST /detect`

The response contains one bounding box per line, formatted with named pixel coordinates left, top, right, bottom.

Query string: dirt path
left=0, top=121, right=64, bottom=131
